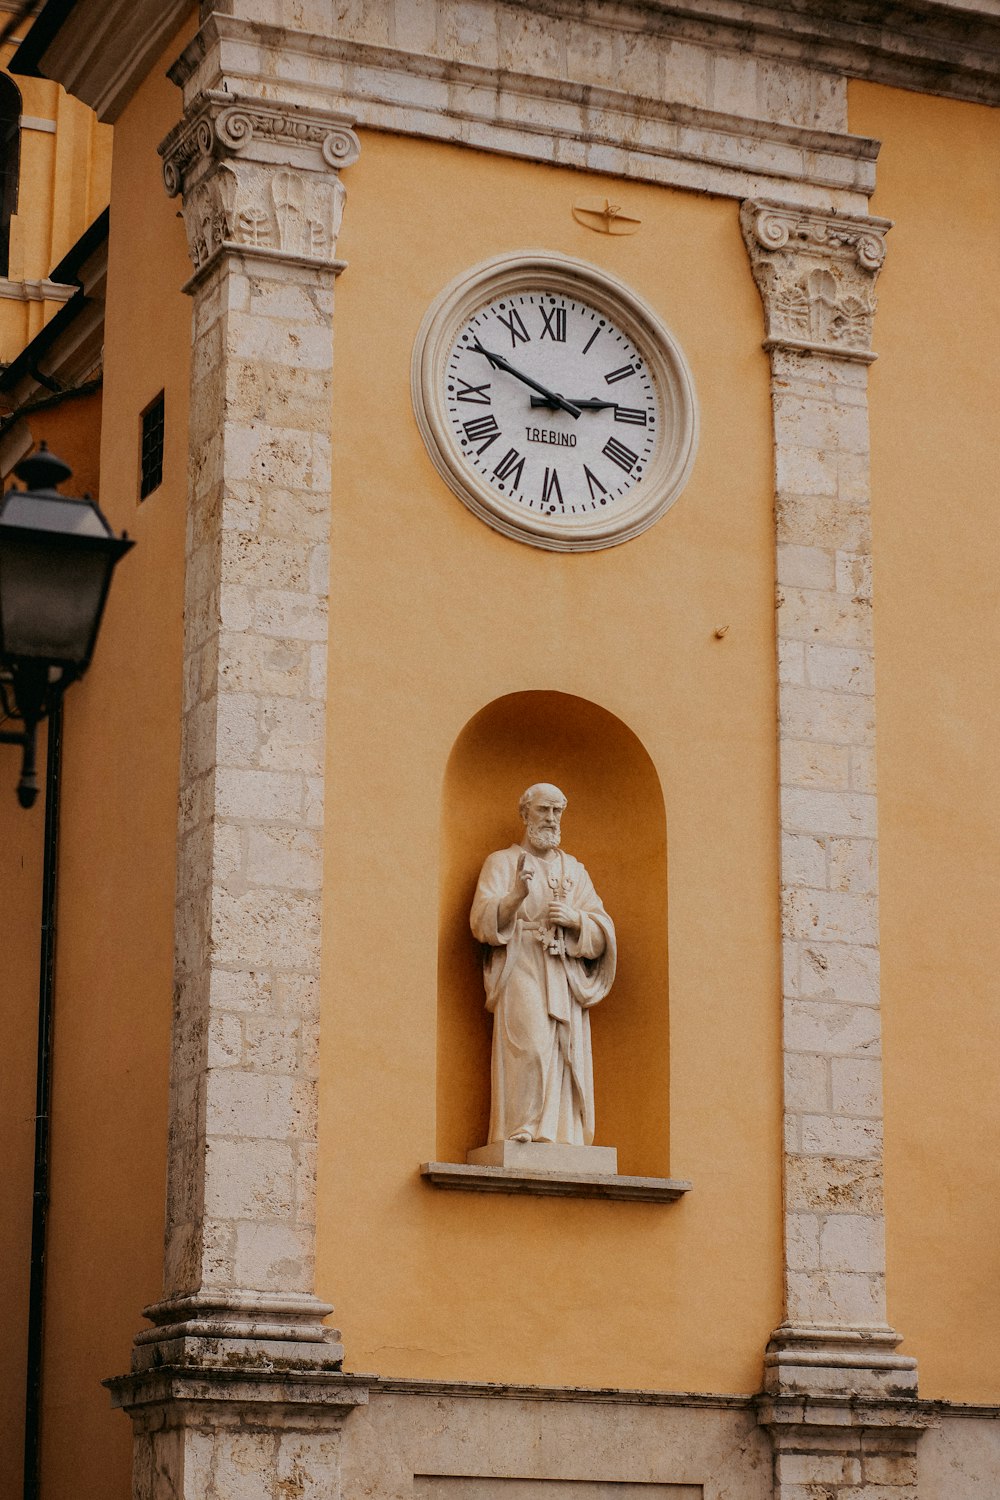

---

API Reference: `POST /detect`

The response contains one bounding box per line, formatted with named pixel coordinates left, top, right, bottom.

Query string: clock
left=411, top=252, right=698, bottom=551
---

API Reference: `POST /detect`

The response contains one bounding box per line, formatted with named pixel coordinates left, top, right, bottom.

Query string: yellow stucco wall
left=849, top=81, right=1000, bottom=1406
left=3, top=13, right=998, bottom=1494
left=8, top=54, right=998, bottom=1496
left=319, top=131, right=783, bottom=1395
left=28, top=38, right=192, bottom=1500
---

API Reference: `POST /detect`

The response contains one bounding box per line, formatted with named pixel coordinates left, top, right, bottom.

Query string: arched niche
left=438, top=690, right=669, bottom=1176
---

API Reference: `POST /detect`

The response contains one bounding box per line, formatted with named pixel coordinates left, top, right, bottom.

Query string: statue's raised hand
left=496, top=853, right=533, bottom=931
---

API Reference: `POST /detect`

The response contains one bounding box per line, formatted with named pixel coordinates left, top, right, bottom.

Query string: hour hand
left=471, top=341, right=581, bottom=419
left=529, top=396, right=618, bottom=411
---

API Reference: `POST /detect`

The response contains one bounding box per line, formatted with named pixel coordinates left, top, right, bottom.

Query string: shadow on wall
left=438, top=690, right=669, bottom=1176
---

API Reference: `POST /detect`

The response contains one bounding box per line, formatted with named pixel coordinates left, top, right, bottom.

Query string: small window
left=139, top=392, right=164, bottom=499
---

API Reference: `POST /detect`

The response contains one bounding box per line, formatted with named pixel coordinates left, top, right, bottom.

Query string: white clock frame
left=411, top=251, right=699, bottom=552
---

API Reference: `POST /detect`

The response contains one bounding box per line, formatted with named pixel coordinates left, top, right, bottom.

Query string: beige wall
left=849, top=81, right=1000, bottom=1404
left=342, top=1386, right=771, bottom=1500
left=319, top=131, right=783, bottom=1396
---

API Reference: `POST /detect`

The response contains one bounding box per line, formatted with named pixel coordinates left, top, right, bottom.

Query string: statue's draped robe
left=470, top=846, right=616, bottom=1146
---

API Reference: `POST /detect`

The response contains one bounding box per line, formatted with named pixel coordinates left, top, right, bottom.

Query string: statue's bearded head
left=519, top=783, right=567, bottom=852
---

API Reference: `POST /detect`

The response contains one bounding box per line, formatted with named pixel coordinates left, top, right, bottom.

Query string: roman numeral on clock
left=539, top=304, right=567, bottom=342
left=540, top=467, right=563, bottom=508
left=493, top=448, right=525, bottom=487
left=462, top=414, right=502, bottom=453
left=604, top=363, right=637, bottom=385
left=602, top=436, right=639, bottom=473
left=614, top=406, right=648, bottom=426
left=455, top=377, right=492, bottom=404
left=496, top=307, right=529, bottom=346
left=584, top=466, right=608, bottom=501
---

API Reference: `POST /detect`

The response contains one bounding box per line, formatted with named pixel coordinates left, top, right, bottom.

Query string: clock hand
left=529, top=396, right=619, bottom=411
left=471, top=341, right=581, bottom=419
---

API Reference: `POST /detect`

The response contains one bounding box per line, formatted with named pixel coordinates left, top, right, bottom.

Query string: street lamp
left=0, top=443, right=133, bottom=806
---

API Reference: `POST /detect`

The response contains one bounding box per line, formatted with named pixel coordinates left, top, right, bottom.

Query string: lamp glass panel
left=0, top=537, right=112, bottom=663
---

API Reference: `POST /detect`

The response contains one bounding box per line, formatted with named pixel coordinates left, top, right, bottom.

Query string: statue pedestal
left=467, top=1141, right=618, bottom=1174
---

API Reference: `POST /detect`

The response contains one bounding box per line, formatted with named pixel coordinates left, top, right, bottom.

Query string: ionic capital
left=158, top=92, right=361, bottom=278
left=740, top=199, right=892, bottom=363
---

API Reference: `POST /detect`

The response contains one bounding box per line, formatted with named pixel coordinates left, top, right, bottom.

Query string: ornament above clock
left=411, top=252, right=698, bottom=552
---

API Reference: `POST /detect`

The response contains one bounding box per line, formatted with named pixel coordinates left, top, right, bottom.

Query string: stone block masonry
left=107, top=38, right=369, bottom=1500
left=742, top=201, right=924, bottom=1495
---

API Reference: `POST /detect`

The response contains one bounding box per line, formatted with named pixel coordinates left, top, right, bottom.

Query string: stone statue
left=470, top=784, right=616, bottom=1150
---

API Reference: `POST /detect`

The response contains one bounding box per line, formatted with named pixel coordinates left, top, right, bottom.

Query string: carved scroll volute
left=740, top=199, right=891, bottom=363
left=159, top=91, right=361, bottom=277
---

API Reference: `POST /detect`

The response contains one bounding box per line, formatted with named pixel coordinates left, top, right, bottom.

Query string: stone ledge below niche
left=420, top=1162, right=692, bottom=1202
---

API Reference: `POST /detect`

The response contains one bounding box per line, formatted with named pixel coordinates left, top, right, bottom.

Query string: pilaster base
left=764, top=1323, right=918, bottom=1399
left=759, top=1324, right=925, bottom=1498
left=106, top=1292, right=366, bottom=1499
left=131, top=1290, right=344, bottom=1370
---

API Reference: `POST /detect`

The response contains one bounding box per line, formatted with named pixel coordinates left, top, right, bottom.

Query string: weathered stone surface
left=109, top=1367, right=366, bottom=1500
left=342, top=1381, right=770, bottom=1500
left=175, top=0, right=874, bottom=214
left=743, top=199, right=920, bottom=1489
left=113, top=35, right=363, bottom=1500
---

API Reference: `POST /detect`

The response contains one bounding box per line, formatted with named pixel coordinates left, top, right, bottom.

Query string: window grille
left=139, top=392, right=164, bottom=499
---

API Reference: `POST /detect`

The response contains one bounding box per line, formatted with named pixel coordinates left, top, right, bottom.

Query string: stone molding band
left=0, top=277, right=76, bottom=304
left=421, top=1161, right=692, bottom=1200
left=163, top=11, right=877, bottom=213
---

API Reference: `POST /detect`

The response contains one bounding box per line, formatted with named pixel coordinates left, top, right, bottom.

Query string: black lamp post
left=0, top=443, right=134, bottom=1500
left=0, top=443, right=133, bottom=806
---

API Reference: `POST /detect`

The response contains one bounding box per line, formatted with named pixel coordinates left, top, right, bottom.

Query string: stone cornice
left=106, top=1364, right=369, bottom=1420
left=0, top=224, right=107, bottom=403
left=15, top=0, right=1000, bottom=124
left=0, top=277, right=75, bottom=304
left=370, top=1375, right=756, bottom=1408
left=740, top=198, right=892, bottom=362
left=638, top=0, right=1000, bottom=107
left=166, top=12, right=877, bottom=210
left=11, top=0, right=194, bottom=124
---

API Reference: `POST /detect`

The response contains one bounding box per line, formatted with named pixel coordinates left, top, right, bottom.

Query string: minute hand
left=471, top=341, right=581, bottom=419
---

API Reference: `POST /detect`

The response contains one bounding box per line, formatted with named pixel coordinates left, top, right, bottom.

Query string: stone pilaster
left=741, top=201, right=926, bottom=1497
left=106, top=33, right=367, bottom=1499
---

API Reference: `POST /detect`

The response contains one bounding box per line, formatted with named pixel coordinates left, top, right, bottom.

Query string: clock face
left=412, top=253, right=698, bottom=551
left=443, top=292, right=660, bottom=521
